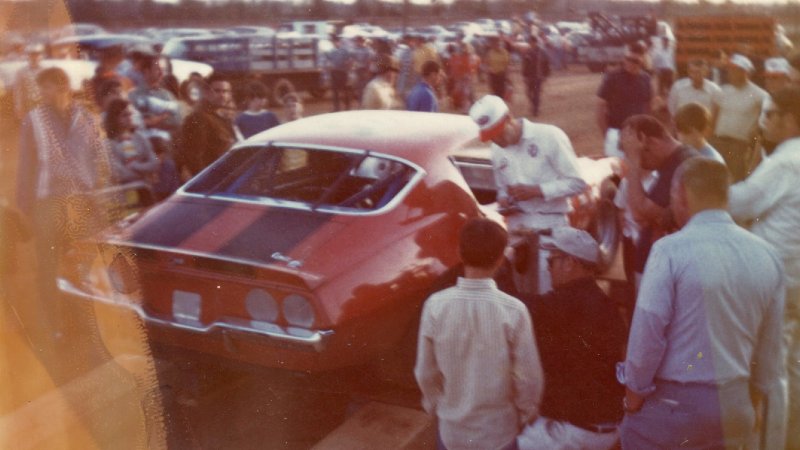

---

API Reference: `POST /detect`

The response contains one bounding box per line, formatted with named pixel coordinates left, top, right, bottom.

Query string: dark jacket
left=525, top=277, right=627, bottom=427
left=522, top=46, right=551, bottom=82
left=178, top=105, right=236, bottom=176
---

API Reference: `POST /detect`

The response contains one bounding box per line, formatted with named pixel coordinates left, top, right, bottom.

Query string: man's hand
left=507, top=184, right=543, bottom=201
left=623, top=388, right=645, bottom=414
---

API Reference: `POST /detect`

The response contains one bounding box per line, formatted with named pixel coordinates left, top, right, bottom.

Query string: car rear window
left=183, top=145, right=417, bottom=211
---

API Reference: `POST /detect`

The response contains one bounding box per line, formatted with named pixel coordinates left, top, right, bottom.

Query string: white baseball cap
left=764, top=57, right=791, bottom=77
left=469, top=95, right=510, bottom=142
left=542, top=227, right=599, bottom=264
left=728, top=53, right=754, bottom=73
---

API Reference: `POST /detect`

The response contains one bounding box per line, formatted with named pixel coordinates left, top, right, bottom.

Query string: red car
left=59, top=111, right=620, bottom=373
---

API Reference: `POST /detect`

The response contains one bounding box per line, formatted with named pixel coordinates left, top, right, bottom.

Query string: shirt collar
left=685, top=209, right=734, bottom=228
left=456, top=277, right=498, bottom=290
left=771, top=136, right=800, bottom=157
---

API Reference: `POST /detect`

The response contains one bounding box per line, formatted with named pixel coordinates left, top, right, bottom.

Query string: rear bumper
left=57, top=278, right=334, bottom=353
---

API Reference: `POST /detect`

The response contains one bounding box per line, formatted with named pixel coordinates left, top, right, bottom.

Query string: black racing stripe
left=130, top=199, right=229, bottom=247
left=216, top=207, right=333, bottom=265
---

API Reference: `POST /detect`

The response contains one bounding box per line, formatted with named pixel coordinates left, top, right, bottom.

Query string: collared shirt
left=405, top=81, right=438, bottom=112
left=729, top=136, right=800, bottom=288
left=415, top=277, right=543, bottom=450
left=667, top=77, right=721, bottom=116
left=625, top=210, right=785, bottom=397
left=712, top=81, right=768, bottom=141
left=491, top=120, right=587, bottom=233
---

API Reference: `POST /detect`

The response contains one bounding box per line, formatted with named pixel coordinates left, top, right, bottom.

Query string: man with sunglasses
left=729, top=85, right=800, bottom=450
left=517, top=227, right=626, bottom=450
left=596, top=44, right=653, bottom=159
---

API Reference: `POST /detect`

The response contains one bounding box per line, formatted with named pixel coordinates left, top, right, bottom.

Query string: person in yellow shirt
left=485, top=36, right=511, bottom=98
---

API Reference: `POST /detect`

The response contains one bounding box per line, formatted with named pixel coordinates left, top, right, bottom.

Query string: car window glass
left=183, top=146, right=414, bottom=211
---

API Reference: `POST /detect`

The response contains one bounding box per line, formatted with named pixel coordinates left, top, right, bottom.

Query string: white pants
left=517, top=417, right=619, bottom=450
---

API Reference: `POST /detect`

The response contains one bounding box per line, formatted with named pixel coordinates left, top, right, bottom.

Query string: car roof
left=242, top=111, right=480, bottom=166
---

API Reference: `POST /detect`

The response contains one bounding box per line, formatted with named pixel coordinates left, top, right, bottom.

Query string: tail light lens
left=245, top=289, right=279, bottom=322
left=282, top=294, right=315, bottom=327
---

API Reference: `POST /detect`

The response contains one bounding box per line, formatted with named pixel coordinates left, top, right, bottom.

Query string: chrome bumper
left=57, top=278, right=334, bottom=352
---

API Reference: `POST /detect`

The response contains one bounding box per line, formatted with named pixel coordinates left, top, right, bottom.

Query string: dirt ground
left=0, top=64, right=606, bottom=448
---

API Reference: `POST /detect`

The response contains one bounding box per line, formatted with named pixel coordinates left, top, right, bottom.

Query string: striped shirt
left=415, top=277, right=543, bottom=450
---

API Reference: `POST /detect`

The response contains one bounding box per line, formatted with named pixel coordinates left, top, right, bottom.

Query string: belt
left=573, top=422, right=618, bottom=434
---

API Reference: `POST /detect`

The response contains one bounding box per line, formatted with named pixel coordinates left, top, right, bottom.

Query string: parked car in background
left=58, top=111, right=621, bottom=377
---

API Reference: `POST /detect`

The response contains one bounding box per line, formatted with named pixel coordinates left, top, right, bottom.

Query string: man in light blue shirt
left=620, top=158, right=786, bottom=449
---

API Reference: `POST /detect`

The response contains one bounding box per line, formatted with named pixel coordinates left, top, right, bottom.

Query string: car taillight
left=107, top=253, right=138, bottom=294
left=282, top=294, right=315, bottom=327
left=245, top=289, right=279, bottom=322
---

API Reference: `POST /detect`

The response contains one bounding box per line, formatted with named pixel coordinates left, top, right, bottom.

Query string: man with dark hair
left=177, top=75, right=236, bottom=177
left=405, top=60, right=441, bottom=112
left=729, top=85, right=800, bottom=450
left=667, top=59, right=721, bottom=117
left=517, top=227, right=626, bottom=450
left=596, top=44, right=652, bottom=158
left=521, top=35, right=550, bottom=117
left=415, top=217, right=543, bottom=450
left=361, top=54, right=399, bottom=110
left=234, top=80, right=279, bottom=139
left=621, top=157, right=786, bottom=449
left=674, top=102, right=725, bottom=164
left=128, top=54, right=181, bottom=139
left=618, top=114, right=698, bottom=290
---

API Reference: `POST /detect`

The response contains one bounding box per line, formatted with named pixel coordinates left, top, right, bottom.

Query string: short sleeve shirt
left=597, top=69, right=652, bottom=129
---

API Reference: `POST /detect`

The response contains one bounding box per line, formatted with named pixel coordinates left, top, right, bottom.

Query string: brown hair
left=674, top=103, right=711, bottom=134
left=622, top=114, right=670, bottom=140
left=459, top=218, right=508, bottom=269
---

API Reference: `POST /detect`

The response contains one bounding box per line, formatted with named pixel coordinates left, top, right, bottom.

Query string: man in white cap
left=749, top=57, right=794, bottom=172
left=517, top=227, right=627, bottom=450
left=710, top=53, right=768, bottom=181
left=764, top=57, right=793, bottom=95
left=469, top=94, right=586, bottom=294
